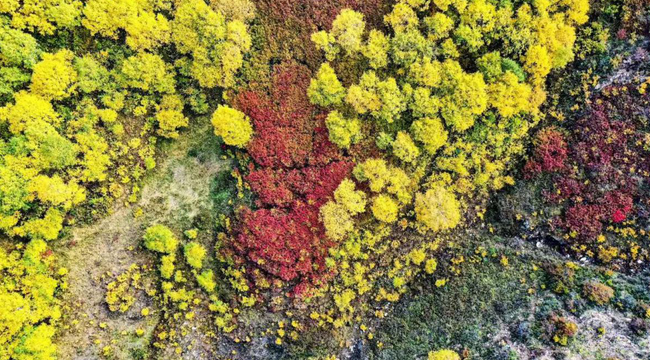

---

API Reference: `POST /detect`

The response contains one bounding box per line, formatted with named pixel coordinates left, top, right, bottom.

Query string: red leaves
left=235, top=205, right=323, bottom=282
left=527, top=85, right=650, bottom=241
left=561, top=204, right=604, bottom=239
left=612, top=210, right=627, bottom=223
left=524, top=127, right=568, bottom=178
left=229, top=63, right=353, bottom=293
left=237, top=65, right=315, bottom=168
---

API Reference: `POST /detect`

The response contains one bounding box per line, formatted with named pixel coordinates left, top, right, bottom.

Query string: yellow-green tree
left=0, top=0, right=82, bottom=35
left=428, top=349, right=461, bottom=360
left=30, top=50, right=77, bottom=100
left=211, top=105, right=253, bottom=148
left=171, top=0, right=252, bottom=88
left=143, top=224, right=179, bottom=254
left=0, top=241, right=63, bottom=360
left=311, top=0, right=588, bottom=199
left=82, top=0, right=170, bottom=51
left=184, top=242, right=207, bottom=269
left=415, top=186, right=461, bottom=232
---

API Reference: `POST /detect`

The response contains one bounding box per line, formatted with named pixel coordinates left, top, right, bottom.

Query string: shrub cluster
left=310, top=0, right=589, bottom=203
left=288, top=0, right=590, bottom=322
left=0, top=241, right=64, bottom=360
left=0, top=0, right=253, bottom=353
left=525, top=85, right=650, bottom=244
left=228, top=64, right=354, bottom=294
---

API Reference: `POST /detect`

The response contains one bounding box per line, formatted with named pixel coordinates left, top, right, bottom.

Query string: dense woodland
left=0, top=0, right=650, bottom=359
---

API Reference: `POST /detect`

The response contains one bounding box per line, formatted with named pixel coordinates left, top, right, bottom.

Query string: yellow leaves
left=461, top=0, right=497, bottom=33
left=564, top=0, right=589, bottom=25
left=82, top=0, right=170, bottom=51
left=106, top=265, right=141, bottom=313
left=399, top=0, right=431, bottom=10
left=325, top=111, right=362, bottom=149
left=184, top=229, right=198, bottom=239
left=13, top=324, right=57, bottom=360
left=409, top=58, right=441, bottom=89
left=334, top=288, right=356, bottom=313
left=159, top=254, right=175, bottom=279
left=27, top=175, right=85, bottom=210
left=412, top=58, right=489, bottom=130
left=433, top=0, right=454, bottom=11
left=331, top=9, right=366, bottom=55
left=346, top=71, right=381, bottom=114
left=312, top=31, right=339, bottom=62
left=428, top=349, right=461, bottom=360
left=374, top=77, right=407, bottom=124
left=0, top=91, right=60, bottom=134
left=371, top=194, right=399, bottom=223
left=75, top=129, right=110, bottom=182
left=409, top=248, right=426, bottom=265
left=488, top=71, right=533, bottom=118
left=30, top=50, right=77, bottom=100
left=15, top=208, right=64, bottom=241
left=321, top=201, right=355, bottom=241
left=500, top=255, right=509, bottom=267
left=334, top=179, right=367, bottom=216
left=392, top=131, right=420, bottom=163
left=309, top=8, right=367, bottom=66
left=0, top=289, right=31, bottom=341
left=354, top=158, right=415, bottom=204
left=143, top=224, right=179, bottom=254
left=156, top=95, right=189, bottom=139
left=477, top=52, right=504, bottom=81
left=120, top=52, right=176, bottom=94
left=125, top=11, right=171, bottom=51
left=415, top=186, right=461, bottom=233
left=172, top=0, right=251, bottom=88
left=310, top=0, right=588, bottom=210
left=308, top=63, right=345, bottom=107
left=363, top=30, right=389, bottom=69
left=241, top=295, right=255, bottom=307
left=228, top=20, right=252, bottom=50
left=184, top=242, right=207, bottom=269
left=209, top=0, right=256, bottom=22
left=525, top=45, right=553, bottom=85
left=1, top=0, right=82, bottom=35
left=425, top=259, right=438, bottom=274
left=411, top=88, right=440, bottom=123
left=196, top=270, right=216, bottom=293
left=411, top=117, right=448, bottom=155
left=0, top=0, right=20, bottom=14
left=384, top=3, right=419, bottom=33
left=438, top=60, right=488, bottom=132
left=172, top=0, right=226, bottom=54
left=425, top=13, right=454, bottom=41
left=597, top=246, right=618, bottom=263
left=211, top=105, right=253, bottom=148
left=353, top=158, right=389, bottom=193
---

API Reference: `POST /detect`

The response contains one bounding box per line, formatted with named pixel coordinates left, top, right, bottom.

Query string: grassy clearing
left=53, top=118, right=229, bottom=359
left=370, top=230, right=650, bottom=360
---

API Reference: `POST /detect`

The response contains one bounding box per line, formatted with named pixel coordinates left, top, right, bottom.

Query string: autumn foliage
left=525, top=85, right=650, bottom=241
left=229, top=64, right=353, bottom=293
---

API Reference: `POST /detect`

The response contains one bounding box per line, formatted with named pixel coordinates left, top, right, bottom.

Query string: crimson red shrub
left=524, top=127, right=568, bottom=178
left=526, top=85, right=650, bottom=242
left=229, top=63, right=353, bottom=294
